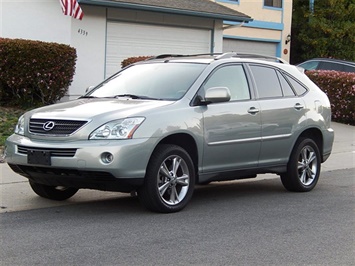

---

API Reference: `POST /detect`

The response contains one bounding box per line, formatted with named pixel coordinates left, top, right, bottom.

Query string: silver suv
left=5, top=53, right=334, bottom=213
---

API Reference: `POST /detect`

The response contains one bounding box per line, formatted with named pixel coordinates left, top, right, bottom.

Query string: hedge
left=0, top=38, right=77, bottom=107
left=121, top=56, right=152, bottom=68
left=306, top=70, right=355, bottom=125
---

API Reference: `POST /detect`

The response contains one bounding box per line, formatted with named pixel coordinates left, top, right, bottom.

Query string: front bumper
left=5, top=134, right=155, bottom=191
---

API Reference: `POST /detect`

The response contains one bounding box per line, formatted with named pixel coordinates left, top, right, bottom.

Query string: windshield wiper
left=113, top=94, right=162, bottom=100
left=79, top=95, right=98, bottom=99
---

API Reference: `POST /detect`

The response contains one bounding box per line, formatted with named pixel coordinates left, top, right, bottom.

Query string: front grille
left=17, top=145, right=77, bottom=157
left=29, top=119, right=87, bottom=135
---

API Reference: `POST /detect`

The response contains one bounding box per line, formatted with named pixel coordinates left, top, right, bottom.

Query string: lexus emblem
left=43, top=121, right=55, bottom=131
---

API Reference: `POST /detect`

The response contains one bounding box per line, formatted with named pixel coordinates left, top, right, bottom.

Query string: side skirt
left=197, top=165, right=287, bottom=184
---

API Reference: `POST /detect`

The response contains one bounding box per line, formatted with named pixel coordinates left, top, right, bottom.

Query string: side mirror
left=203, top=87, right=231, bottom=104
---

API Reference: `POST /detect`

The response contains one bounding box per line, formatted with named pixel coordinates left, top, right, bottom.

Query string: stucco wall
left=218, top=0, right=293, bottom=61
left=69, top=5, right=106, bottom=99
left=1, top=0, right=70, bottom=44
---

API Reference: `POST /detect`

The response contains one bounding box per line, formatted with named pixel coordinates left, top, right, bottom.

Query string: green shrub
left=121, top=56, right=152, bottom=68
left=0, top=107, right=26, bottom=148
left=306, top=70, right=355, bottom=125
left=0, top=38, right=77, bottom=107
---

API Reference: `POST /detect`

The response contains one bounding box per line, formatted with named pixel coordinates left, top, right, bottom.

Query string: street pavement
left=0, top=122, right=354, bottom=213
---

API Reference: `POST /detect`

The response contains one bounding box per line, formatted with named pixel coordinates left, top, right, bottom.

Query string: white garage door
left=223, top=39, right=277, bottom=56
left=106, top=22, right=212, bottom=77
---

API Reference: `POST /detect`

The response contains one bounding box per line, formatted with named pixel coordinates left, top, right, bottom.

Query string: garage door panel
left=223, top=39, right=277, bottom=56
left=106, top=22, right=211, bottom=77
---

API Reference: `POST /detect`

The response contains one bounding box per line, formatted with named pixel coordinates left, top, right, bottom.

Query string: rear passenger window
left=277, top=72, right=295, bottom=97
left=250, top=65, right=283, bottom=98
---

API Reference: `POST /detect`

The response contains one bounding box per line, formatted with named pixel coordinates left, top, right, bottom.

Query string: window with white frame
left=264, top=0, right=282, bottom=8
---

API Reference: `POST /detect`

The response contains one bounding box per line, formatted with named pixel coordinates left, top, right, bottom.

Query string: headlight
left=89, top=117, right=145, bottom=140
left=14, top=115, right=25, bottom=135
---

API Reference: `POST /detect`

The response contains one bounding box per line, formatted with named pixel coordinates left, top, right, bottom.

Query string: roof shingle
left=80, top=0, right=252, bottom=22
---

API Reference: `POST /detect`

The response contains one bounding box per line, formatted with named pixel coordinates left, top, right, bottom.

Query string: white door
left=106, top=22, right=212, bottom=77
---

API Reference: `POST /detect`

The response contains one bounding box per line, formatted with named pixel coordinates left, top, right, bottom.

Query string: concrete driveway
left=1, top=122, right=354, bottom=213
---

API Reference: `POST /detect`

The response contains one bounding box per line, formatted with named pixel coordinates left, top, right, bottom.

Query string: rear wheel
left=281, top=138, right=321, bottom=192
left=29, top=180, right=78, bottom=201
left=138, top=144, right=195, bottom=213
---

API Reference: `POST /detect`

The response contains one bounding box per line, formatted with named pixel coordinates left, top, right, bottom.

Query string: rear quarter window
left=284, top=74, right=308, bottom=96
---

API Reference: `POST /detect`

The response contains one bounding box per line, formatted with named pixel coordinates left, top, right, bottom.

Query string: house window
left=264, top=0, right=282, bottom=8
left=217, top=0, right=239, bottom=3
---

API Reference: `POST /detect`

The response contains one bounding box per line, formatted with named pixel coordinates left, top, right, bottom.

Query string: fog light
left=101, top=152, right=113, bottom=164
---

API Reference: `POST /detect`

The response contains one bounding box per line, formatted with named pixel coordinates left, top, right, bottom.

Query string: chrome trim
left=261, top=134, right=292, bottom=140
left=17, top=145, right=77, bottom=157
left=29, top=119, right=89, bottom=136
left=208, top=133, right=291, bottom=146
left=208, top=137, right=261, bottom=146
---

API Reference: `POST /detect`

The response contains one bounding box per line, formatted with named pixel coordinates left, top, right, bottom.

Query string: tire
left=281, top=138, right=321, bottom=192
left=138, top=144, right=195, bottom=213
left=29, top=180, right=78, bottom=201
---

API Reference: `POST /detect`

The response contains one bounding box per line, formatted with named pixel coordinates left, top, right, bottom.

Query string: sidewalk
left=1, top=122, right=354, bottom=213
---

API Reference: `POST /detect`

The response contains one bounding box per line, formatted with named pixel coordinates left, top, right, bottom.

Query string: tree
left=290, top=0, right=355, bottom=64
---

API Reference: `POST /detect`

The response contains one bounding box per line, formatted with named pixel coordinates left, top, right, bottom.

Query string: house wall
left=1, top=0, right=71, bottom=44
left=69, top=6, right=106, bottom=99
left=217, top=0, right=293, bottom=61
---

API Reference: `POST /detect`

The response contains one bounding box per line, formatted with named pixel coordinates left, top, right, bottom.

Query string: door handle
left=294, top=103, right=304, bottom=110
left=248, top=107, right=259, bottom=115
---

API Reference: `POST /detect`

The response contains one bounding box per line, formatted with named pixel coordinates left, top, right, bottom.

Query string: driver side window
left=203, top=65, right=250, bottom=101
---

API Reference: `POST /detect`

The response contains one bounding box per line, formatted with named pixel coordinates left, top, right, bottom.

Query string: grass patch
left=0, top=107, right=25, bottom=149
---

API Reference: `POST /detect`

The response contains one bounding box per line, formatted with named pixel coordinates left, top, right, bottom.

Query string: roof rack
left=149, top=52, right=288, bottom=64
left=215, top=52, right=288, bottom=64
left=149, top=53, right=223, bottom=60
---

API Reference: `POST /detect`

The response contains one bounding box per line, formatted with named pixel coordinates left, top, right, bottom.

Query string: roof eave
left=79, top=0, right=253, bottom=23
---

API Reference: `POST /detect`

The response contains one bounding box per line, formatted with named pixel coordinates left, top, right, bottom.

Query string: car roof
left=299, top=58, right=355, bottom=66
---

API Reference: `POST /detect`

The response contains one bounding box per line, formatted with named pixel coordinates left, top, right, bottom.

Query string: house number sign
left=78, top=29, right=88, bottom=36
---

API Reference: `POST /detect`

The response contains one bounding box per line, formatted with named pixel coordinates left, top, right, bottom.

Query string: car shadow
left=23, top=177, right=288, bottom=216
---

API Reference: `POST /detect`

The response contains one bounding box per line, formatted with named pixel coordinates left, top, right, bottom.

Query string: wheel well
left=158, top=133, right=198, bottom=175
left=298, top=128, right=324, bottom=161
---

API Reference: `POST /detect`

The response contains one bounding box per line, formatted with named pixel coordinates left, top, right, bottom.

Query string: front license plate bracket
left=27, top=150, right=51, bottom=166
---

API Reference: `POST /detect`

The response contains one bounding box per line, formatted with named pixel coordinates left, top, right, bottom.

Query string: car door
left=248, top=64, right=308, bottom=166
left=200, top=64, right=262, bottom=173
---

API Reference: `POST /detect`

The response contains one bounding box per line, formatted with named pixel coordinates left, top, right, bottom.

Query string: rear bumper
left=322, top=127, right=334, bottom=163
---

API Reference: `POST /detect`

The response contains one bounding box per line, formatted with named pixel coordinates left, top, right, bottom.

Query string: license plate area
left=28, top=150, right=51, bottom=166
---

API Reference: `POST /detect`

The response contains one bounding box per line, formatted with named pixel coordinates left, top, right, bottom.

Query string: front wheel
left=281, top=138, right=321, bottom=192
left=29, top=180, right=79, bottom=200
left=138, top=144, right=195, bottom=213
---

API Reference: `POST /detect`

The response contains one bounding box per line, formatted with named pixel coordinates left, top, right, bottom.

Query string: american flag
left=60, top=0, right=84, bottom=20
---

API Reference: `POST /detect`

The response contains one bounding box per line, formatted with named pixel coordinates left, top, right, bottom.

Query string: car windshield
left=298, top=61, right=319, bottom=70
left=87, top=62, right=206, bottom=100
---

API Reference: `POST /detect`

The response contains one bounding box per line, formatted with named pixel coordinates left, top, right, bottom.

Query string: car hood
left=29, top=98, right=174, bottom=120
